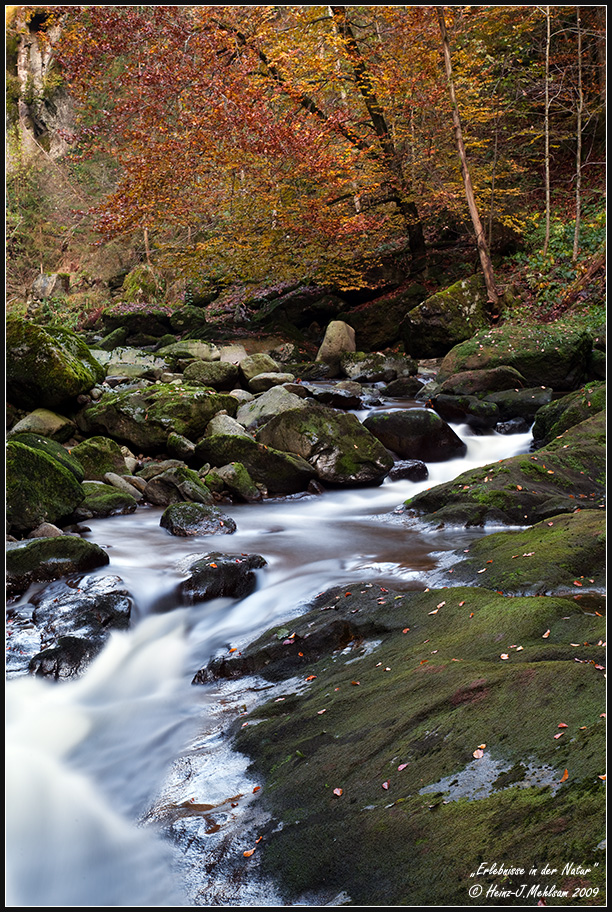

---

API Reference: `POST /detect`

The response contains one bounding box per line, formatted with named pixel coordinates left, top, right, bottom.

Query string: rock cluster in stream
left=5, top=300, right=606, bottom=905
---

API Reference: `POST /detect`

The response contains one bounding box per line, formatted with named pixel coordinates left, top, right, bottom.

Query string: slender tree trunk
left=573, top=7, right=583, bottom=262
left=543, top=6, right=551, bottom=256
left=144, top=226, right=151, bottom=266
left=437, top=8, right=499, bottom=306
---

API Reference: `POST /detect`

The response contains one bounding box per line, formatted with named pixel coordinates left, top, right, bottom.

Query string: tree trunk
left=572, top=7, right=583, bottom=263
left=543, top=6, right=551, bottom=256
left=437, top=8, right=499, bottom=306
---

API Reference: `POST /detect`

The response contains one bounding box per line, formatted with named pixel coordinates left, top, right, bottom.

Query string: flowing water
left=5, top=406, right=534, bottom=906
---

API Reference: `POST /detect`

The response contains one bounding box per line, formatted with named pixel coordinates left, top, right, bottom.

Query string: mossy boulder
left=70, top=436, right=129, bottom=480
left=362, top=408, right=467, bottom=462
left=76, top=383, right=238, bottom=452
left=169, top=305, right=209, bottom=337
left=7, top=433, right=85, bottom=482
left=198, top=583, right=605, bottom=906
left=532, top=381, right=606, bottom=448
left=239, top=353, right=281, bottom=383
left=182, top=360, right=240, bottom=389
left=482, top=386, right=553, bottom=422
left=6, top=440, right=85, bottom=534
left=159, top=502, right=237, bottom=536
left=143, top=465, right=215, bottom=506
left=156, top=340, right=221, bottom=366
left=340, top=351, right=418, bottom=383
left=214, top=462, right=262, bottom=502
left=6, top=316, right=105, bottom=410
left=448, top=510, right=606, bottom=599
left=337, top=283, right=428, bottom=351
left=403, top=411, right=605, bottom=527
left=8, top=408, right=77, bottom=442
left=6, top=536, right=110, bottom=597
left=431, top=394, right=500, bottom=431
left=400, top=274, right=492, bottom=358
left=438, top=324, right=593, bottom=391
left=74, top=481, right=138, bottom=518
left=436, top=366, right=528, bottom=396
left=236, top=385, right=310, bottom=431
left=195, top=433, right=316, bottom=495
left=255, top=406, right=394, bottom=485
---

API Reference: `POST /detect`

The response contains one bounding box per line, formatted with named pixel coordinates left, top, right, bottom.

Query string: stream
left=5, top=401, right=534, bottom=906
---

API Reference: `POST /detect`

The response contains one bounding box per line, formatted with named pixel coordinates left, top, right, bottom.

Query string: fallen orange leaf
left=333, top=788, right=343, bottom=797
left=542, top=629, right=551, bottom=638
left=560, top=769, right=569, bottom=782
left=382, top=780, right=390, bottom=790
left=554, top=733, right=564, bottom=739
left=305, top=675, right=317, bottom=682
left=243, top=849, right=255, bottom=857
left=598, top=775, right=606, bottom=781
left=398, top=763, right=408, bottom=771
left=350, top=680, right=360, bottom=685
left=253, top=786, right=261, bottom=793
left=473, top=749, right=484, bottom=759
left=558, top=722, right=568, bottom=728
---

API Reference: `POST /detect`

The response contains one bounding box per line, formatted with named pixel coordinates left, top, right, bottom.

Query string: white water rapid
left=5, top=417, right=533, bottom=906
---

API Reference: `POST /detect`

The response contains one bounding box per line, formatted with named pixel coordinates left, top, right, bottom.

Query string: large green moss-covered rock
left=6, top=536, right=110, bottom=597
left=76, top=383, right=238, bottom=452
left=198, top=583, right=605, bottom=906
left=438, top=323, right=593, bottom=391
left=400, top=274, right=492, bottom=358
left=255, top=406, right=394, bottom=485
left=195, top=433, right=316, bottom=495
left=448, top=510, right=605, bottom=599
left=70, top=436, right=129, bottom=480
left=403, top=411, right=605, bottom=527
left=6, top=317, right=105, bottom=410
left=6, top=440, right=85, bottom=534
left=7, top=433, right=85, bottom=482
left=75, top=481, right=138, bottom=518
left=532, top=381, right=606, bottom=448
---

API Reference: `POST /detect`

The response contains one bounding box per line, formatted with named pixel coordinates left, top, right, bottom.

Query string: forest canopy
left=16, top=5, right=609, bottom=292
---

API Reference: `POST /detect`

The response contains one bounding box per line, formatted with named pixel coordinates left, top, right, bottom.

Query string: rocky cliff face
left=10, top=8, right=74, bottom=163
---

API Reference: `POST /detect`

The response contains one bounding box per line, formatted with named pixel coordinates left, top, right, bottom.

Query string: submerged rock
left=179, top=552, right=267, bottom=603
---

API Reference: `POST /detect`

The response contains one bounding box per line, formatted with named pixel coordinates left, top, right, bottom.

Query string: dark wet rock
left=6, top=536, right=110, bottom=597
left=256, top=406, right=394, bottom=485
left=387, top=460, right=429, bottom=482
left=219, top=583, right=604, bottom=905
left=74, top=481, right=138, bottom=519
left=483, top=386, right=553, bottom=422
left=284, top=361, right=336, bottom=381
left=70, top=435, right=129, bottom=480
left=400, top=273, right=492, bottom=359
left=495, top=417, right=532, bottom=435
left=179, top=552, right=267, bottom=603
left=195, top=433, right=316, bottom=495
left=447, top=510, right=606, bottom=599
left=363, top=408, right=467, bottom=462
left=531, top=381, right=606, bottom=449
left=438, top=324, right=593, bottom=391
left=143, top=466, right=214, bottom=506
left=29, top=636, right=103, bottom=680
left=160, top=502, right=237, bottom=536
left=6, top=316, right=105, bottom=410
left=403, top=411, right=605, bottom=527
left=6, top=440, right=85, bottom=534
left=76, top=383, right=238, bottom=452
left=30, top=573, right=132, bottom=642
left=302, top=383, right=362, bottom=410
left=431, top=394, right=500, bottom=431
left=383, top=376, right=426, bottom=398
left=436, top=366, right=527, bottom=396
